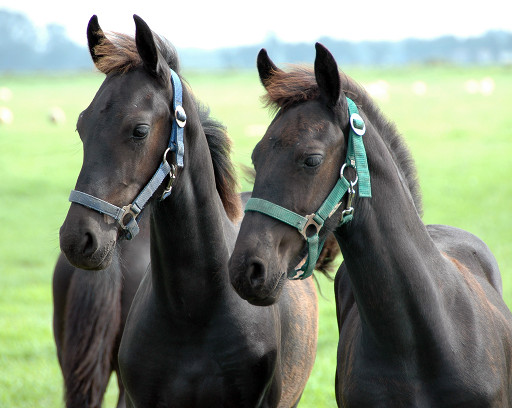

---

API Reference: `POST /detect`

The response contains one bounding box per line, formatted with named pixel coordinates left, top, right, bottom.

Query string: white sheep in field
left=48, top=106, right=66, bottom=124
left=0, top=106, right=13, bottom=125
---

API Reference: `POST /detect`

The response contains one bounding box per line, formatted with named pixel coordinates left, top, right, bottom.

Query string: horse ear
left=257, top=49, right=282, bottom=88
left=87, top=15, right=109, bottom=64
left=133, top=15, right=160, bottom=75
left=314, top=42, right=342, bottom=108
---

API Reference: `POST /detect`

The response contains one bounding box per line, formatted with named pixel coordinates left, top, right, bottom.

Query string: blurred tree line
left=1, top=9, right=511, bottom=72
left=0, top=10, right=91, bottom=71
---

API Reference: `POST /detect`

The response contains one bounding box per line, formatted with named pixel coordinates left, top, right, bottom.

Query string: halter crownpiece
left=68, top=68, right=186, bottom=240
left=244, top=96, right=371, bottom=280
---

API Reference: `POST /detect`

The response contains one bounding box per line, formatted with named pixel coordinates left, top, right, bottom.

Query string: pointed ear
left=314, top=42, right=342, bottom=108
left=87, top=15, right=110, bottom=64
left=257, top=48, right=282, bottom=88
left=134, top=14, right=160, bottom=75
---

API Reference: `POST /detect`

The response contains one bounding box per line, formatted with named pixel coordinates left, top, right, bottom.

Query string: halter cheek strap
left=244, top=97, right=371, bottom=280
left=68, top=68, right=186, bottom=240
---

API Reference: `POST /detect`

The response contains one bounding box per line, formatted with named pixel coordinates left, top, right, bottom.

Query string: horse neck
left=149, top=109, right=234, bottom=318
left=335, top=119, right=448, bottom=354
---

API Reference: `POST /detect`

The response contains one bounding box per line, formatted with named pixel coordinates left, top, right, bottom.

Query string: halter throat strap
left=68, top=68, right=186, bottom=240
left=245, top=96, right=371, bottom=279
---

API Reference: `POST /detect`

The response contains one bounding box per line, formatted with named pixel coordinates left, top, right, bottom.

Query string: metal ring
left=162, top=147, right=171, bottom=164
left=340, top=163, right=358, bottom=186
left=350, top=113, right=366, bottom=136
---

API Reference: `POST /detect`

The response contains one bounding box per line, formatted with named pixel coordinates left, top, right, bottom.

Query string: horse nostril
left=81, top=231, right=97, bottom=258
left=248, top=259, right=266, bottom=290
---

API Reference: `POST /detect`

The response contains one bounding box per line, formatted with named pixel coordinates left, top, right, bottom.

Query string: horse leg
left=52, top=253, right=75, bottom=369
left=115, top=369, right=126, bottom=408
left=59, top=256, right=123, bottom=407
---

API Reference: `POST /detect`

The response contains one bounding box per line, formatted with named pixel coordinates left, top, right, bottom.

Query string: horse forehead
left=89, top=73, right=167, bottom=117
left=261, top=114, right=335, bottom=155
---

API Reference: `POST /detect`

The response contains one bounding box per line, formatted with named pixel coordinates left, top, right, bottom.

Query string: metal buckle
left=350, top=113, right=366, bottom=136
left=341, top=181, right=356, bottom=222
left=175, top=105, right=187, bottom=128
left=119, top=204, right=140, bottom=229
left=160, top=148, right=177, bottom=200
left=161, top=164, right=177, bottom=199
left=300, top=214, right=322, bottom=240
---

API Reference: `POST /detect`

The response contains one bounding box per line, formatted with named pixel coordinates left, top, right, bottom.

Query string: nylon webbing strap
left=290, top=234, right=320, bottom=280
left=69, top=190, right=124, bottom=220
left=68, top=190, right=140, bottom=238
left=170, top=69, right=185, bottom=167
left=315, top=177, right=351, bottom=220
left=346, top=97, right=371, bottom=197
left=245, top=198, right=308, bottom=231
left=132, top=160, right=172, bottom=209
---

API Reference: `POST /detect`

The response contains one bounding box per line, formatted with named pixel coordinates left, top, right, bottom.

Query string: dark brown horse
left=229, top=44, right=512, bottom=406
left=53, top=217, right=149, bottom=408
left=59, top=15, right=318, bottom=407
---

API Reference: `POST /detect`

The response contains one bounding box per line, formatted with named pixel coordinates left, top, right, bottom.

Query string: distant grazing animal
left=59, top=15, right=319, bottom=408
left=228, top=44, right=512, bottom=406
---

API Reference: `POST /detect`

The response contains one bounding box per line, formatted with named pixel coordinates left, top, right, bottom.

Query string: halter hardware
left=175, top=105, right=187, bottom=128
left=68, top=68, right=186, bottom=240
left=245, top=97, right=371, bottom=280
left=120, top=204, right=141, bottom=229
left=300, top=214, right=322, bottom=240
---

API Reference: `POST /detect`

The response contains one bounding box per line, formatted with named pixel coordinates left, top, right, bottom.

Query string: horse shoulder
left=428, top=224, right=503, bottom=295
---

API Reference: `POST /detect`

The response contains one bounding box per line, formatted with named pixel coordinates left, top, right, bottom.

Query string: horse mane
left=195, top=101, right=243, bottom=222
left=93, top=32, right=242, bottom=221
left=262, top=65, right=423, bottom=216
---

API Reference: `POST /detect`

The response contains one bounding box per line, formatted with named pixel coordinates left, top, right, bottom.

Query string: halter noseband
left=244, top=97, right=371, bottom=280
left=68, top=68, right=186, bottom=240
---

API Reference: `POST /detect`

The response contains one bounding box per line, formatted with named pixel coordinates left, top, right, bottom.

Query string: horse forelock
left=263, top=65, right=423, bottom=215
left=262, top=65, right=320, bottom=113
left=93, top=31, right=180, bottom=75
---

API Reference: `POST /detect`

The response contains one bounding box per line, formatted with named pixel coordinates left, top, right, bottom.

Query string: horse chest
left=121, top=293, right=279, bottom=407
left=128, top=337, right=276, bottom=407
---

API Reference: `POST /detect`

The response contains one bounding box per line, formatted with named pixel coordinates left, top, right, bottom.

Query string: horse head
left=229, top=44, right=355, bottom=305
left=60, top=15, right=180, bottom=270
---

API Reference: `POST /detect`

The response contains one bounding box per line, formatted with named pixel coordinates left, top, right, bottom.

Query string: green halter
left=245, top=97, right=371, bottom=280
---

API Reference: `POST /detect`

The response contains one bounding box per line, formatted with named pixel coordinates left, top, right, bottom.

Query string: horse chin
left=243, top=271, right=286, bottom=307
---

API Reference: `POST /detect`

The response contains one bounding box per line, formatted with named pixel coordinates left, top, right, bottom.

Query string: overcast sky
left=1, top=0, right=510, bottom=49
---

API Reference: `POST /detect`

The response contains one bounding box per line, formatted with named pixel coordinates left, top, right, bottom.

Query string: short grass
left=0, top=64, right=511, bottom=407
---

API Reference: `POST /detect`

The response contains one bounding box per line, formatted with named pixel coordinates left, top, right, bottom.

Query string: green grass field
left=0, top=65, right=511, bottom=407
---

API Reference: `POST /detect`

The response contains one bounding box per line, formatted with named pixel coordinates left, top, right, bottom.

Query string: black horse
left=53, top=214, right=149, bottom=407
left=229, top=44, right=512, bottom=406
left=59, top=15, right=319, bottom=407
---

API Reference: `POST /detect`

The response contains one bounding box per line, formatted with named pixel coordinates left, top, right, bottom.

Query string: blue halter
left=68, top=68, right=186, bottom=240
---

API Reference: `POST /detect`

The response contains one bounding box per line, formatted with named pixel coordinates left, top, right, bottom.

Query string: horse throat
left=149, top=125, right=234, bottom=316
left=335, top=129, right=447, bottom=354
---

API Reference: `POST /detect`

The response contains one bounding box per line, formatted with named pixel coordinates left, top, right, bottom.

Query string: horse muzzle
left=59, top=203, right=118, bottom=270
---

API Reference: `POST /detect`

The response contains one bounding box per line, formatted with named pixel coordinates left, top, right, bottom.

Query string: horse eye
left=133, top=125, right=150, bottom=139
left=304, top=155, right=323, bottom=168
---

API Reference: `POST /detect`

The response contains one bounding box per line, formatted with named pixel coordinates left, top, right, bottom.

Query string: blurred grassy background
left=0, top=65, right=510, bottom=407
